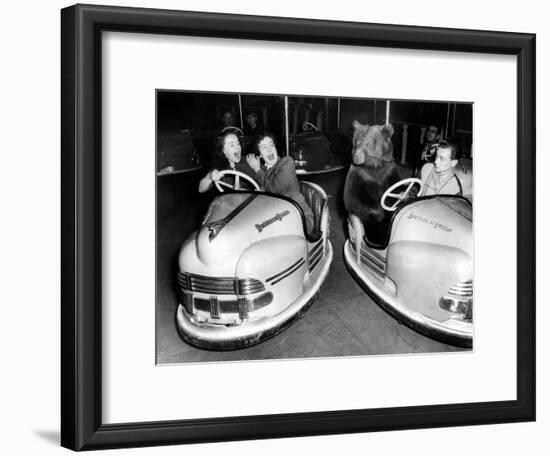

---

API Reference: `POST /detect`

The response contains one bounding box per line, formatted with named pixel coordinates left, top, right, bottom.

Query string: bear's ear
left=352, top=120, right=368, bottom=130
left=381, top=123, right=394, bottom=139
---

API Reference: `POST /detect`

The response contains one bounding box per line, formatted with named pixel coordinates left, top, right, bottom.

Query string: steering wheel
left=214, top=170, right=260, bottom=192
left=380, top=178, right=424, bottom=211
left=302, top=121, right=319, bottom=132
left=221, top=126, right=244, bottom=136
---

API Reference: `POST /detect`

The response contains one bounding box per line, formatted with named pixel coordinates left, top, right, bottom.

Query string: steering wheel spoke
left=386, top=192, right=403, bottom=199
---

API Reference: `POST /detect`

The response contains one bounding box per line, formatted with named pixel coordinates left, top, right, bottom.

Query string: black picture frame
left=61, top=4, right=536, bottom=451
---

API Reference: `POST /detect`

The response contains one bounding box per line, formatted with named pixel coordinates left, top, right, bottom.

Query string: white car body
left=344, top=195, right=473, bottom=347
left=176, top=182, right=332, bottom=350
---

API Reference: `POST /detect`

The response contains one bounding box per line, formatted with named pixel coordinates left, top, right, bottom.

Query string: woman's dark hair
left=211, top=131, right=241, bottom=169
left=253, top=132, right=278, bottom=156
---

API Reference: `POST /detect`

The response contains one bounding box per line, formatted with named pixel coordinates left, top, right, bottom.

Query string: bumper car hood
left=180, top=193, right=304, bottom=275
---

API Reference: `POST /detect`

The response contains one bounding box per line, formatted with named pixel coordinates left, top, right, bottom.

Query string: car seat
left=300, top=181, right=327, bottom=241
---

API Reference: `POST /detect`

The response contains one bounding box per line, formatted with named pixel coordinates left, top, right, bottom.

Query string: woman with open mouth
left=198, top=131, right=257, bottom=193
left=247, top=133, right=315, bottom=234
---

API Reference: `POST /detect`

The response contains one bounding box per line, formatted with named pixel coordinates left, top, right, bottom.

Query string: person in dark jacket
left=243, top=112, right=265, bottom=137
left=246, top=133, right=315, bottom=234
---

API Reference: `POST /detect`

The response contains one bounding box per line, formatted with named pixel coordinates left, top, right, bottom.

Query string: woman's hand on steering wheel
left=210, top=169, right=223, bottom=182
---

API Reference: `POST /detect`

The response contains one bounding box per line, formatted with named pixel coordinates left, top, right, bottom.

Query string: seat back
left=455, top=158, right=473, bottom=198
left=299, top=181, right=328, bottom=236
left=291, top=133, right=331, bottom=171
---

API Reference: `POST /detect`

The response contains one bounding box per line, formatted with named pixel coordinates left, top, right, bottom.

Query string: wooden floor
left=155, top=168, right=466, bottom=364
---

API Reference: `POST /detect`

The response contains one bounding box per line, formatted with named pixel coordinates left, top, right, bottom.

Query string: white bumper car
left=344, top=178, right=473, bottom=347
left=176, top=171, right=333, bottom=350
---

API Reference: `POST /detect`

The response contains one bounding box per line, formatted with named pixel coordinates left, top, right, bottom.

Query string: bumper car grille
left=350, top=240, right=386, bottom=276
left=308, top=239, right=324, bottom=272
left=178, top=272, right=264, bottom=295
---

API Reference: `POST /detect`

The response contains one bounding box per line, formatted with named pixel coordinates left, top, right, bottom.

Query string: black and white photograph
left=156, top=91, right=474, bottom=363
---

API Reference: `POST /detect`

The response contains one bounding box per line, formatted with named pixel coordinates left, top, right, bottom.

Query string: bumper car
left=344, top=178, right=473, bottom=347
left=176, top=170, right=333, bottom=350
left=290, top=122, right=352, bottom=174
left=157, top=130, right=199, bottom=173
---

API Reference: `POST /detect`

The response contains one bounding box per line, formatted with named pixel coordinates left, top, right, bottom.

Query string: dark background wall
left=157, top=91, right=473, bottom=174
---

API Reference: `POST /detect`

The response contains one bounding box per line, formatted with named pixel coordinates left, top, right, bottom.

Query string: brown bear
left=343, top=121, right=401, bottom=246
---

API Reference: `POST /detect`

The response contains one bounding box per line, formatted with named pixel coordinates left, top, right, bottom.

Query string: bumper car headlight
left=439, top=280, right=473, bottom=320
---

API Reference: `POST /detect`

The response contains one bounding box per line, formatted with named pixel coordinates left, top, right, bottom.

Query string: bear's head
left=351, top=121, right=395, bottom=168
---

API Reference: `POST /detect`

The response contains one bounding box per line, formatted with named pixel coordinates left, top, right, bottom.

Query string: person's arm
left=198, top=169, right=222, bottom=193
left=419, top=163, right=435, bottom=196
left=198, top=174, right=213, bottom=193
left=267, top=156, right=297, bottom=195
left=246, top=154, right=266, bottom=187
left=420, top=163, right=431, bottom=183
left=254, top=168, right=266, bottom=188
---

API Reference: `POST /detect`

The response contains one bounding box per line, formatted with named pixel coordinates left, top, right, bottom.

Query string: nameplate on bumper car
left=255, top=210, right=290, bottom=232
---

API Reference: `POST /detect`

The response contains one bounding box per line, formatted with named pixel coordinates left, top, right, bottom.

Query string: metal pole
left=238, top=94, right=244, bottom=129
left=337, top=98, right=341, bottom=130
left=445, top=102, right=450, bottom=138
left=452, top=103, right=457, bottom=136
left=401, top=124, right=408, bottom=165
left=324, top=97, right=329, bottom=131
left=284, top=96, right=289, bottom=155
left=385, top=100, right=390, bottom=124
